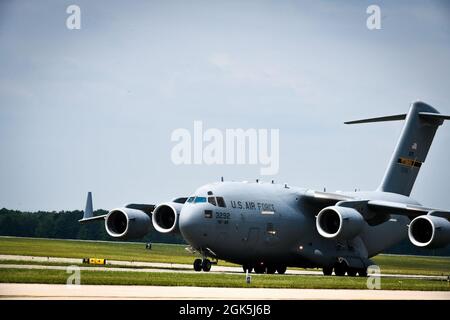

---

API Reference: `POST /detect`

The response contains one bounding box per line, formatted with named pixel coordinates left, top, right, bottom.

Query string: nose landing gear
left=193, top=258, right=202, bottom=272
left=193, top=258, right=213, bottom=272
left=202, top=259, right=212, bottom=272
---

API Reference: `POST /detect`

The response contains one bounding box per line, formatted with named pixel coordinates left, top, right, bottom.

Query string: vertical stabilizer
left=84, top=192, right=93, bottom=219
left=346, top=101, right=449, bottom=196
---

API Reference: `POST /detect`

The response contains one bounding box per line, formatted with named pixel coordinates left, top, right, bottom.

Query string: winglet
left=79, top=192, right=107, bottom=223
left=84, top=192, right=93, bottom=219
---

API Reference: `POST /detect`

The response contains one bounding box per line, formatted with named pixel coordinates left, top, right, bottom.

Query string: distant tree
left=0, top=208, right=448, bottom=255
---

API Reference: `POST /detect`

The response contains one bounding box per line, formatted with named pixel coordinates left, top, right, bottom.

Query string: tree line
left=0, top=208, right=185, bottom=244
left=0, top=208, right=449, bottom=256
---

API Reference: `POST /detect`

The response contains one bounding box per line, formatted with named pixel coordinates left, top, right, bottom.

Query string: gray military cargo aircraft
left=80, top=101, right=450, bottom=276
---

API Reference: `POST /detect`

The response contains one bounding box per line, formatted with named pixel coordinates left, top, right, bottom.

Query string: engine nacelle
left=408, top=215, right=450, bottom=248
left=105, top=208, right=151, bottom=239
left=316, top=206, right=365, bottom=240
left=152, top=202, right=183, bottom=233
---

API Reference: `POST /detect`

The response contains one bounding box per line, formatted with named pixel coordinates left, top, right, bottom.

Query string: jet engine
left=408, top=215, right=450, bottom=248
left=105, top=208, right=151, bottom=239
left=152, top=202, right=183, bottom=233
left=316, top=206, right=365, bottom=240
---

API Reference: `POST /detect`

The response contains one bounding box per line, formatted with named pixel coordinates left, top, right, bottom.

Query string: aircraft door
left=246, top=228, right=260, bottom=250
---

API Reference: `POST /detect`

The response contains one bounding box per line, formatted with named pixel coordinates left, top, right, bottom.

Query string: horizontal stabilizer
left=344, top=114, right=406, bottom=125
left=418, top=112, right=450, bottom=121
left=345, top=111, right=450, bottom=125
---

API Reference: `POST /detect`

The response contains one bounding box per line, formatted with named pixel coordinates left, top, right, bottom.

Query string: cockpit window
left=208, top=197, right=216, bottom=206
left=173, top=197, right=188, bottom=204
left=187, top=197, right=195, bottom=203
left=216, top=197, right=226, bottom=208
left=194, top=197, right=207, bottom=203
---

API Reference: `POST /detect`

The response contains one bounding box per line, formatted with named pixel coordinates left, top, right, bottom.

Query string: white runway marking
left=0, top=254, right=447, bottom=280
left=1, top=283, right=449, bottom=300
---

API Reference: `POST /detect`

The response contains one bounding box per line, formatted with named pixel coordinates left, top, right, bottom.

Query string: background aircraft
left=80, top=101, right=450, bottom=276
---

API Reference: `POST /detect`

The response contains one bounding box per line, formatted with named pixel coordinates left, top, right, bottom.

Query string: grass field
left=0, top=236, right=449, bottom=291
left=0, top=236, right=214, bottom=265
left=372, top=255, right=450, bottom=276
left=1, top=236, right=449, bottom=275
left=1, top=268, right=449, bottom=291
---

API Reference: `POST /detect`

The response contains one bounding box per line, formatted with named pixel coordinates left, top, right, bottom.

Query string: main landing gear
left=193, top=258, right=212, bottom=272
left=243, top=263, right=287, bottom=275
left=322, top=261, right=368, bottom=277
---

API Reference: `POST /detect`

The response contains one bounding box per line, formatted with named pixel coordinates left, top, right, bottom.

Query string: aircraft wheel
left=276, top=265, right=287, bottom=274
left=193, top=258, right=202, bottom=272
left=322, top=267, right=333, bottom=276
left=242, top=264, right=253, bottom=273
left=202, top=259, right=212, bottom=272
left=266, top=265, right=276, bottom=274
left=347, top=268, right=357, bottom=277
left=334, top=263, right=347, bottom=276
left=254, top=264, right=265, bottom=274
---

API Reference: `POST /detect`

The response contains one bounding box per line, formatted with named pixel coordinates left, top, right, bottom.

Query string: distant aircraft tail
left=84, top=192, right=93, bottom=219
left=345, top=101, right=450, bottom=196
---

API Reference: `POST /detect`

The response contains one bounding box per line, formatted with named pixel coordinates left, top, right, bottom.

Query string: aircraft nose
left=179, top=205, right=204, bottom=246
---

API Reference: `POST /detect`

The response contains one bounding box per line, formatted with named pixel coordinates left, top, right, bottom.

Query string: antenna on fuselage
left=221, top=176, right=224, bottom=182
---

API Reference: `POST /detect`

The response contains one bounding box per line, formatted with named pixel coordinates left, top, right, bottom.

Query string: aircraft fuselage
left=179, top=181, right=415, bottom=268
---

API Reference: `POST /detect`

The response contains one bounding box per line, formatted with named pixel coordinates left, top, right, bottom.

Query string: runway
left=0, top=254, right=447, bottom=280
left=1, top=254, right=449, bottom=299
left=1, top=283, right=449, bottom=299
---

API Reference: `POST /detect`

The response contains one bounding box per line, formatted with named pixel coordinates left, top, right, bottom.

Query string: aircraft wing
left=78, top=192, right=108, bottom=223
left=79, top=214, right=107, bottom=223
left=367, top=200, right=450, bottom=219
left=301, top=190, right=450, bottom=220
left=78, top=192, right=156, bottom=223
left=301, top=190, right=355, bottom=207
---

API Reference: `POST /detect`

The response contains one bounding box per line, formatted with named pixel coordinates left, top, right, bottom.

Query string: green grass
left=0, top=236, right=216, bottom=263
left=0, top=268, right=449, bottom=291
left=0, top=236, right=449, bottom=277
left=372, top=255, right=450, bottom=276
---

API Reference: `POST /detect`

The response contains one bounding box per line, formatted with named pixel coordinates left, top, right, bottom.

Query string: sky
left=0, top=0, right=449, bottom=211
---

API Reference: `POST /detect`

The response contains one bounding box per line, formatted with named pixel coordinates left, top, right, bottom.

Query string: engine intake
left=316, top=206, right=364, bottom=240
left=408, top=215, right=450, bottom=248
left=152, top=202, right=183, bottom=233
left=105, top=208, right=151, bottom=239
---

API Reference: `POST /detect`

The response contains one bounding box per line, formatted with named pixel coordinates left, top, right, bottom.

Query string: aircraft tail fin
left=79, top=192, right=107, bottom=223
left=84, top=192, right=93, bottom=219
left=346, top=101, right=449, bottom=196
